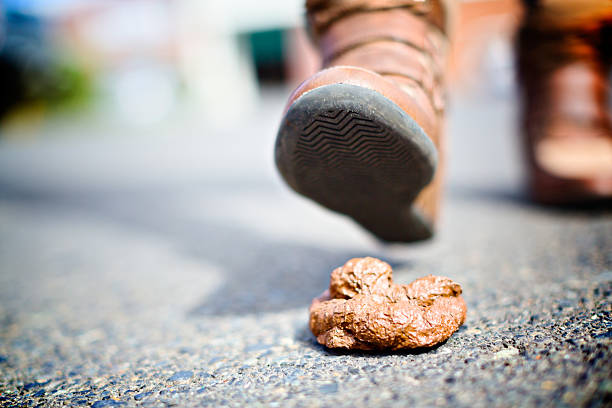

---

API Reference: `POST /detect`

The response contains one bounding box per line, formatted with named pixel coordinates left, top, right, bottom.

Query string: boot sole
left=275, top=83, right=437, bottom=242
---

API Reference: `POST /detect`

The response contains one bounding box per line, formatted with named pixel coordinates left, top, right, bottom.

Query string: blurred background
left=0, top=0, right=524, bottom=197
left=0, top=0, right=521, bottom=126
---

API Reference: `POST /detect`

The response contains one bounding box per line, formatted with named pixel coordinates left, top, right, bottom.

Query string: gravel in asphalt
left=0, top=86, right=610, bottom=407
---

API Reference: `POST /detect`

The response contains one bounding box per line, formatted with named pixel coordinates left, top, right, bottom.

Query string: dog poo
left=309, top=257, right=467, bottom=350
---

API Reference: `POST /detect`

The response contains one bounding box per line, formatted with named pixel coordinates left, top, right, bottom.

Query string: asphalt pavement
left=0, top=82, right=610, bottom=407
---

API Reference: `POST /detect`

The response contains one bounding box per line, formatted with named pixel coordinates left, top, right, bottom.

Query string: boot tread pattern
left=293, top=109, right=424, bottom=196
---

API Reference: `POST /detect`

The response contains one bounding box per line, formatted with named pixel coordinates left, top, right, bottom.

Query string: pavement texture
left=0, top=80, right=611, bottom=408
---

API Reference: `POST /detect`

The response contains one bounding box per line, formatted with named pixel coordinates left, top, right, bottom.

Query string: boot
left=517, top=0, right=612, bottom=204
left=275, top=0, right=448, bottom=242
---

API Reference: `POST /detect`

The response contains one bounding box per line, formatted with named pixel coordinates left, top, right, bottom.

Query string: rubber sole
left=275, top=83, right=438, bottom=242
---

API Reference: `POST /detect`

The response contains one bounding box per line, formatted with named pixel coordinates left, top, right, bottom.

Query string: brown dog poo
left=309, top=257, right=467, bottom=350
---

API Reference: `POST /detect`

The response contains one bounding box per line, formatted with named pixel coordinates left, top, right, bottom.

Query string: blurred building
left=0, top=0, right=521, bottom=131
left=0, top=0, right=311, bottom=129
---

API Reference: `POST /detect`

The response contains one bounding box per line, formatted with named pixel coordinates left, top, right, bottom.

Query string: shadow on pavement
left=0, top=183, right=407, bottom=316
left=2, top=180, right=609, bottom=318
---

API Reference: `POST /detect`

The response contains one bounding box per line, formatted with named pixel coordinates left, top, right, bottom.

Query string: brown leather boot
left=275, top=0, right=448, bottom=242
left=517, top=0, right=612, bottom=204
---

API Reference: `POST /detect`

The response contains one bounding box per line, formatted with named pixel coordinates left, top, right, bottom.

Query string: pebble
left=134, top=391, right=153, bottom=401
left=493, top=348, right=520, bottom=360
